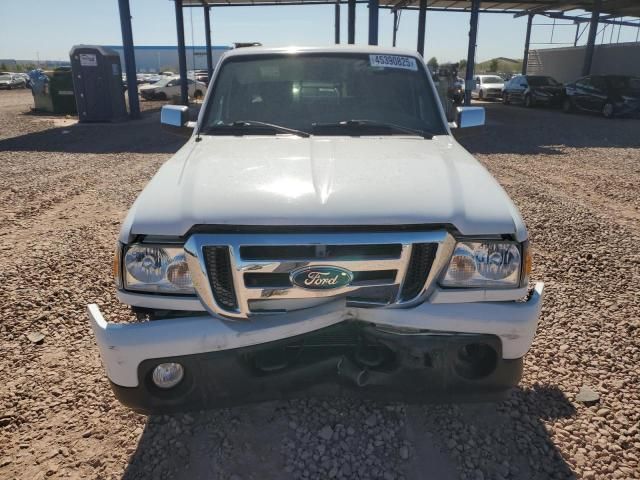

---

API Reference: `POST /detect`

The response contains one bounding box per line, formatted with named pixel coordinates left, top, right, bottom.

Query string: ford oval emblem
left=290, top=266, right=353, bottom=290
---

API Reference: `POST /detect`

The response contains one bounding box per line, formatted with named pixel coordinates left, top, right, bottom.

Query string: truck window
left=202, top=53, right=447, bottom=135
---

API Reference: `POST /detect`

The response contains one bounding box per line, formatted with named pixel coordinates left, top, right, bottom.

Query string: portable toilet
left=69, top=45, right=127, bottom=122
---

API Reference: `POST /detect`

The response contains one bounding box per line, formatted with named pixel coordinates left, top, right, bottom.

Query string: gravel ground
left=0, top=89, right=639, bottom=480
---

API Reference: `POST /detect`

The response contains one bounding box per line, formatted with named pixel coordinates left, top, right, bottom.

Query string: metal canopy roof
left=183, top=0, right=640, bottom=17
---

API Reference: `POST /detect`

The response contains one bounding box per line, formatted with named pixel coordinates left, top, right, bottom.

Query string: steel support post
left=392, top=10, right=398, bottom=47
left=174, top=0, right=189, bottom=105
left=204, top=6, right=214, bottom=79
left=348, top=0, right=356, bottom=44
left=582, top=0, right=601, bottom=76
left=335, top=1, right=341, bottom=44
left=522, top=14, right=533, bottom=75
left=368, top=0, right=378, bottom=45
left=464, top=0, right=480, bottom=106
left=417, top=0, right=427, bottom=56
left=118, top=0, right=140, bottom=119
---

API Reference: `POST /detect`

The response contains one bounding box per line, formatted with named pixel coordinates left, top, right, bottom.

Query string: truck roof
left=223, top=45, right=424, bottom=59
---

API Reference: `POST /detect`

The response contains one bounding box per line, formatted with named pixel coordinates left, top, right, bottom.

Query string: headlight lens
left=123, top=245, right=194, bottom=294
left=441, top=241, right=521, bottom=288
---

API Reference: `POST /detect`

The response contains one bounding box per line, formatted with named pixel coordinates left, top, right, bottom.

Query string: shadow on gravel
left=454, top=103, right=640, bottom=156
left=121, top=385, right=577, bottom=480
left=440, top=384, right=578, bottom=480
left=0, top=109, right=190, bottom=154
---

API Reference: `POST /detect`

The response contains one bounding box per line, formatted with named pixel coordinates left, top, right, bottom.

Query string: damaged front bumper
left=88, top=283, right=543, bottom=413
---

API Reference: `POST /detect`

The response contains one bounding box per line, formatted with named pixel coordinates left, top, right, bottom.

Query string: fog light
left=152, top=363, right=184, bottom=389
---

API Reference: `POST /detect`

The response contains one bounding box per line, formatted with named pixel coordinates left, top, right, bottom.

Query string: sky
left=1, top=1, right=639, bottom=64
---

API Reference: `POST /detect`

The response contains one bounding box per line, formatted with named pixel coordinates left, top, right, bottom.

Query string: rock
left=399, top=446, right=409, bottom=460
left=576, top=386, right=600, bottom=404
left=318, top=425, right=334, bottom=441
left=27, top=332, right=45, bottom=344
left=365, top=414, right=377, bottom=427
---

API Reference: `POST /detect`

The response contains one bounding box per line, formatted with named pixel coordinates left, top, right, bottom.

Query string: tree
left=0, top=63, right=7, bottom=72
left=458, top=59, right=467, bottom=76
left=489, top=58, right=499, bottom=73
left=427, top=57, right=439, bottom=71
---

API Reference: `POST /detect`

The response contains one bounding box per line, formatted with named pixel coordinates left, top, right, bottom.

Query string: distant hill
left=476, top=57, right=522, bottom=74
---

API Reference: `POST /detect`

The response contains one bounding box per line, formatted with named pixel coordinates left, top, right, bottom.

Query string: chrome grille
left=185, top=231, right=454, bottom=319
left=398, top=243, right=438, bottom=301
left=203, top=246, right=238, bottom=311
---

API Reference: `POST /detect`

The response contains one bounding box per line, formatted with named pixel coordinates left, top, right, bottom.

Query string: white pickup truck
left=88, top=46, right=543, bottom=413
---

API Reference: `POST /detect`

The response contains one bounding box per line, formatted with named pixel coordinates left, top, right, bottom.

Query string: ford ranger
left=88, top=46, right=544, bottom=414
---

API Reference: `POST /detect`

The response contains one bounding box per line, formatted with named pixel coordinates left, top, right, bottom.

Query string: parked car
left=471, top=75, right=504, bottom=101
left=563, top=75, right=640, bottom=118
left=0, top=73, right=27, bottom=90
left=193, top=69, right=209, bottom=85
left=88, top=46, right=543, bottom=414
left=138, top=75, right=207, bottom=100
left=502, top=75, right=563, bottom=108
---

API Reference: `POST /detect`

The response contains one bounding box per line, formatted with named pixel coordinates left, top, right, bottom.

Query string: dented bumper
left=88, top=283, right=543, bottom=413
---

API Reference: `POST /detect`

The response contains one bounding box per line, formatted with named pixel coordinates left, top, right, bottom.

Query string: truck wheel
left=562, top=98, right=573, bottom=113
left=602, top=102, right=615, bottom=119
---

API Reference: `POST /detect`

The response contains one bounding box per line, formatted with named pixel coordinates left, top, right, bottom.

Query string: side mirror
left=455, top=106, right=485, bottom=128
left=160, top=105, right=194, bottom=137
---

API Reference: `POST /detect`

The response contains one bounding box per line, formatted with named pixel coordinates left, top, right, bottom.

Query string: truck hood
left=125, top=135, right=525, bottom=240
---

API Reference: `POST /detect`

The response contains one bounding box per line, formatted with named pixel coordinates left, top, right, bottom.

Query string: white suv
left=472, top=74, right=505, bottom=101
left=139, top=75, right=207, bottom=100
left=88, top=46, right=543, bottom=414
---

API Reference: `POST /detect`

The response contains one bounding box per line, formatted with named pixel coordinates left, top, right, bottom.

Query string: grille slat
left=240, top=244, right=402, bottom=261
left=399, top=243, right=438, bottom=302
left=244, top=270, right=398, bottom=289
left=203, top=246, right=238, bottom=311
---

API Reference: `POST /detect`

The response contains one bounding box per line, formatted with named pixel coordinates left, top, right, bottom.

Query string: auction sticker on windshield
left=369, top=55, right=418, bottom=71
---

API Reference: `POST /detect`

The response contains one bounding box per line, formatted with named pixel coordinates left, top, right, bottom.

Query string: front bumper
left=88, top=283, right=543, bottom=412
left=484, top=90, right=503, bottom=99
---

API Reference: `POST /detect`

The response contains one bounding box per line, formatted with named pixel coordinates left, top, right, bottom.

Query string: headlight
left=441, top=241, right=521, bottom=288
left=123, top=244, right=194, bottom=294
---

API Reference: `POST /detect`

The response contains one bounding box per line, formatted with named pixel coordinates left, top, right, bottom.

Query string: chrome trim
left=185, top=231, right=453, bottom=319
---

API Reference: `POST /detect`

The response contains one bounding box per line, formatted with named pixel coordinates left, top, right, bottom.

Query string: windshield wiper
left=311, top=119, right=434, bottom=139
left=205, top=120, right=310, bottom=138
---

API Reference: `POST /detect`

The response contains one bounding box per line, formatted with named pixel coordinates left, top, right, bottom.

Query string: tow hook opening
left=454, top=343, right=498, bottom=380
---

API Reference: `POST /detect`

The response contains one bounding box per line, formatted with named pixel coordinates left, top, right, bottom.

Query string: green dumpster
left=49, top=67, right=77, bottom=115
left=30, top=67, right=77, bottom=115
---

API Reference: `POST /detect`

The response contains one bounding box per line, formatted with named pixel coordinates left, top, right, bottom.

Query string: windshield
left=527, top=76, right=559, bottom=86
left=202, top=53, right=446, bottom=136
left=481, top=76, right=503, bottom=84
left=153, top=77, right=173, bottom=87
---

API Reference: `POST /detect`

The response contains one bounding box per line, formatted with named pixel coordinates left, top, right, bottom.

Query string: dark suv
left=502, top=75, right=563, bottom=108
left=563, top=75, right=640, bottom=118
